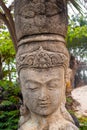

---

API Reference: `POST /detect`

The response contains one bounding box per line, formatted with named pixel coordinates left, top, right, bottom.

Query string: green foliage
left=66, top=97, right=87, bottom=129
left=66, top=96, right=75, bottom=115
left=1, top=80, right=19, bottom=91
left=0, top=110, right=19, bottom=130
left=79, top=117, right=87, bottom=130
left=66, top=97, right=73, bottom=104
left=0, top=26, right=19, bottom=129
left=1, top=100, right=12, bottom=106
left=0, top=30, right=16, bottom=80
left=67, top=15, right=87, bottom=60
left=0, top=30, right=15, bottom=61
left=67, top=25, right=87, bottom=48
left=0, top=80, right=20, bottom=130
left=0, top=80, right=20, bottom=102
left=68, top=0, right=83, bottom=14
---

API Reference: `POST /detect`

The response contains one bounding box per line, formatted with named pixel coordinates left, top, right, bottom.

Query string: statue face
left=20, top=67, right=65, bottom=116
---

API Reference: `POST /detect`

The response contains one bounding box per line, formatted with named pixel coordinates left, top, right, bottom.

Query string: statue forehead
left=20, top=67, right=64, bottom=83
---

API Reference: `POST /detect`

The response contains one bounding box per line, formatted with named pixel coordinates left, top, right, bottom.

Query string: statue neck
left=30, top=107, right=62, bottom=127
left=19, top=107, right=78, bottom=130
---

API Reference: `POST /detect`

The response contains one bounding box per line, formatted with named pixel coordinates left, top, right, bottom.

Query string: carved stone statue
left=14, top=0, right=79, bottom=130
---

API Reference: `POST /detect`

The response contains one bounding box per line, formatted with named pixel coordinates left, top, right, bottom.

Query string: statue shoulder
left=65, top=122, right=79, bottom=130
left=18, top=120, right=38, bottom=130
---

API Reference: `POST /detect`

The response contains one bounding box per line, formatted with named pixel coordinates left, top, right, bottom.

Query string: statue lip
left=38, top=102, right=51, bottom=107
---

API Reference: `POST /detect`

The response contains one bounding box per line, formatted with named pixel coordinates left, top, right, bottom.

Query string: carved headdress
left=16, top=41, right=69, bottom=72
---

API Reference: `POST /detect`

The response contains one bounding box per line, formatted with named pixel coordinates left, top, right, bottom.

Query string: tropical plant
left=67, top=15, right=87, bottom=61
left=0, top=28, right=20, bottom=130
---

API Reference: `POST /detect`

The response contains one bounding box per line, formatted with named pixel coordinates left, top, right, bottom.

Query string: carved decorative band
left=16, top=46, right=68, bottom=72
left=18, top=35, right=65, bottom=47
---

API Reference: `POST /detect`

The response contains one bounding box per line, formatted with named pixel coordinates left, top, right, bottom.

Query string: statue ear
left=65, top=68, right=72, bottom=92
left=19, top=104, right=30, bottom=127
left=17, top=77, right=20, bottom=84
left=16, top=76, right=22, bottom=90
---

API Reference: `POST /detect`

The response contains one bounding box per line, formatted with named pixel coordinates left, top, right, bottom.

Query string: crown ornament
left=16, top=46, right=68, bottom=72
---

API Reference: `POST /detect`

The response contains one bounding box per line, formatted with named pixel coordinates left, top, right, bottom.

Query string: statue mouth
left=38, top=102, right=51, bottom=108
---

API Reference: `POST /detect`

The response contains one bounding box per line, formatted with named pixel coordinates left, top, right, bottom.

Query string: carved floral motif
left=16, top=46, right=68, bottom=71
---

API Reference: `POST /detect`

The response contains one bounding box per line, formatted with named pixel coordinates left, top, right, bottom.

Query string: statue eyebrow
left=25, top=78, right=60, bottom=85
left=45, top=78, right=60, bottom=84
left=25, top=79, right=42, bottom=85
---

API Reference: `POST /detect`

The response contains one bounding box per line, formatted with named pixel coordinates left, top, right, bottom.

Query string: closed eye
left=46, top=79, right=60, bottom=90
left=28, top=87, right=39, bottom=92
left=25, top=80, right=41, bottom=91
left=47, top=83, right=58, bottom=90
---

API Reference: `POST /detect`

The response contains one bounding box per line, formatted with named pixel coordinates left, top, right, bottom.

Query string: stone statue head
left=16, top=41, right=75, bottom=127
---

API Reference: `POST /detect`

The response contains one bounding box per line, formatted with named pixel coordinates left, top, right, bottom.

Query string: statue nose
left=38, top=87, right=49, bottom=101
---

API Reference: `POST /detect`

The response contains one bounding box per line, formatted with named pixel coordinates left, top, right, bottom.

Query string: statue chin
left=30, top=108, right=57, bottom=117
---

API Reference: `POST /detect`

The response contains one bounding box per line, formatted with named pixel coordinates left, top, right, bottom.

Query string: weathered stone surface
left=15, top=0, right=68, bottom=41
left=71, top=86, right=87, bottom=117
left=15, top=0, right=79, bottom=130
left=16, top=43, right=79, bottom=130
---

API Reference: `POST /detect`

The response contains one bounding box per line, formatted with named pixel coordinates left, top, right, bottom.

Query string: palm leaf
left=68, top=0, right=83, bottom=14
